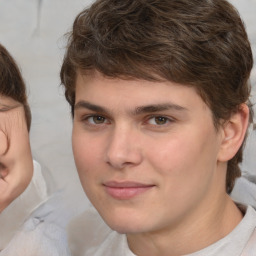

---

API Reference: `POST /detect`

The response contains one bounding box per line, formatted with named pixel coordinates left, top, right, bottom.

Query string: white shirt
left=0, top=161, right=70, bottom=256
left=68, top=205, right=256, bottom=256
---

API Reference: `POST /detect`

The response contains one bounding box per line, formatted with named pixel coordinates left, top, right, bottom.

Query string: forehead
left=74, top=71, right=209, bottom=111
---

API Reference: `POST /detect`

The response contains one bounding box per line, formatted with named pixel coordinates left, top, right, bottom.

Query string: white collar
left=0, top=160, right=48, bottom=250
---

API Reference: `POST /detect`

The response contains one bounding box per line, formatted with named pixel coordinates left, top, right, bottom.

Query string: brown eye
left=147, top=116, right=174, bottom=127
left=92, top=116, right=106, bottom=124
left=153, top=116, right=168, bottom=125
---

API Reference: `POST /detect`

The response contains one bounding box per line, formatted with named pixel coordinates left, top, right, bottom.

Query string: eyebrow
left=74, top=101, right=108, bottom=114
left=133, top=103, right=188, bottom=115
left=74, top=101, right=188, bottom=115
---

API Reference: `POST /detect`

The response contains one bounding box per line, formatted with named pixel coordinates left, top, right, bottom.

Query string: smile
left=103, top=181, right=155, bottom=200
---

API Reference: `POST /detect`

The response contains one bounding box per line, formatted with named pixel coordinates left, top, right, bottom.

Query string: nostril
left=105, top=155, right=127, bottom=169
left=106, top=150, right=143, bottom=170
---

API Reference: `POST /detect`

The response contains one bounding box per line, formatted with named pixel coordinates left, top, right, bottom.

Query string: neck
left=127, top=195, right=243, bottom=256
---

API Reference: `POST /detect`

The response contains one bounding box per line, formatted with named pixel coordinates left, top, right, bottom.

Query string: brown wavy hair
left=60, top=0, right=254, bottom=193
left=0, top=44, right=31, bottom=130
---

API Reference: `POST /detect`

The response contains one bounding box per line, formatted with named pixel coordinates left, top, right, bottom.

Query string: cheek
left=145, top=130, right=218, bottom=189
left=72, top=133, right=103, bottom=181
left=145, top=135, right=195, bottom=176
left=72, top=133, right=108, bottom=206
left=153, top=125, right=218, bottom=168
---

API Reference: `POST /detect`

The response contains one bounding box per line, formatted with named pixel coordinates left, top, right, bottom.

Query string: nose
left=105, top=125, right=143, bottom=170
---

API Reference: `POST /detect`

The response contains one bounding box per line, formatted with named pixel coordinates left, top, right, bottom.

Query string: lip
left=103, top=181, right=155, bottom=200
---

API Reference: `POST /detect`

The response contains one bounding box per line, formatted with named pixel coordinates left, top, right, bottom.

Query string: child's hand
left=0, top=98, right=33, bottom=213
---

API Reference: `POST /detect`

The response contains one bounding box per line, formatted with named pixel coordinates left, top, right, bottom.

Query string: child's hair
left=60, top=0, right=254, bottom=193
left=0, top=44, right=31, bottom=130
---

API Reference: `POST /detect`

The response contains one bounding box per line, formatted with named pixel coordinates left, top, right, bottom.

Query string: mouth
left=103, top=181, right=155, bottom=200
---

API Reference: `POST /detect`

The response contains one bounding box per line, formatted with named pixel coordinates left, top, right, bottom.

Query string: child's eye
left=147, top=116, right=172, bottom=125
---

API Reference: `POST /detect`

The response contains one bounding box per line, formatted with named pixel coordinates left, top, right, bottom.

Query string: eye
left=87, top=115, right=107, bottom=124
left=147, top=116, right=171, bottom=125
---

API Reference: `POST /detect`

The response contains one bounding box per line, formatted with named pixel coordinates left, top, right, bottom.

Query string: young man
left=61, top=0, right=256, bottom=255
left=0, top=44, right=70, bottom=255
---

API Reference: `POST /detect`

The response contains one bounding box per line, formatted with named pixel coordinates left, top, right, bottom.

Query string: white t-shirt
left=0, top=161, right=70, bottom=256
left=68, top=205, right=256, bottom=256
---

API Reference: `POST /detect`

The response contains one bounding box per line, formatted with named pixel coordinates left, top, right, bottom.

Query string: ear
left=218, top=104, right=249, bottom=162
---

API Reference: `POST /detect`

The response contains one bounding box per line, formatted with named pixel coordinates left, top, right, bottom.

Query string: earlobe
left=0, top=130, right=8, bottom=155
left=218, top=104, right=249, bottom=162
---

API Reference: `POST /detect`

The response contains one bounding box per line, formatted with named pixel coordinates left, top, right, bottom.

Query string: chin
left=107, top=221, right=144, bottom=234
left=99, top=208, right=149, bottom=234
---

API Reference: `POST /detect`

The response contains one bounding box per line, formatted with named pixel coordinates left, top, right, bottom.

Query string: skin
left=0, top=96, right=33, bottom=213
left=72, top=71, right=249, bottom=256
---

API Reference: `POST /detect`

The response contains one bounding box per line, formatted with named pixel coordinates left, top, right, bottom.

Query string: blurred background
left=0, top=0, right=255, bottom=221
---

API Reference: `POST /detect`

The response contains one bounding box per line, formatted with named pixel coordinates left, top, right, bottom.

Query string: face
left=72, top=71, right=227, bottom=235
left=0, top=95, right=33, bottom=212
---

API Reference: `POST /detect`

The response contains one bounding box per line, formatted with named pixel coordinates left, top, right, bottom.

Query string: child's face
left=72, top=71, right=228, bottom=235
left=0, top=95, right=33, bottom=212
